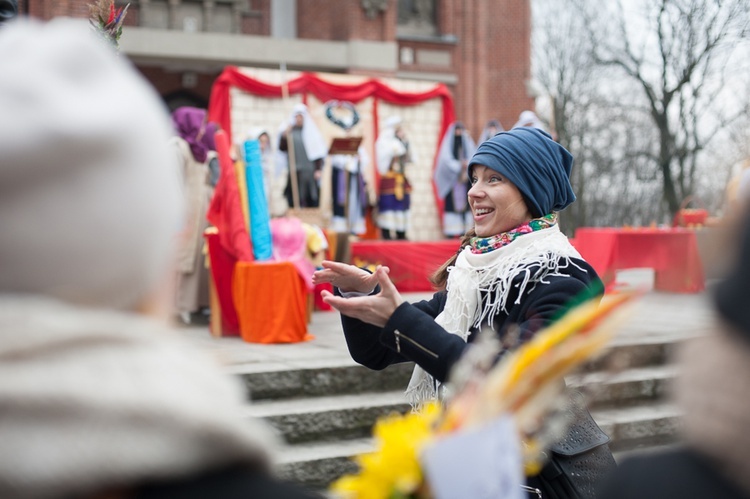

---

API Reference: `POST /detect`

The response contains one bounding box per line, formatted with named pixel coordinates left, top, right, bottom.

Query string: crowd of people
left=9, top=7, right=750, bottom=499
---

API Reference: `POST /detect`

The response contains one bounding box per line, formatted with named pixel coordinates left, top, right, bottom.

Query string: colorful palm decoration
left=88, top=0, right=129, bottom=49
left=331, top=291, right=639, bottom=498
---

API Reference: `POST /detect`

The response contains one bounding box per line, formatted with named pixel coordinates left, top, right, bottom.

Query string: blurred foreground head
left=714, top=208, right=750, bottom=335
left=0, top=18, right=183, bottom=310
left=674, top=204, right=750, bottom=494
left=0, top=20, right=279, bottom=499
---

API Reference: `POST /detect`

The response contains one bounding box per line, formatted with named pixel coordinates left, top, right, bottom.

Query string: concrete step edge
left=275, top=438, right=374, bottom=465
left=243, top=390, right=409, bottom=418
left=592, top=401, right=681, bottom=425
left=225, top=357, right=360, bottom=375
left=568, top=364, right=677, bottom=386
left=227, top=337, right=687, bottom=378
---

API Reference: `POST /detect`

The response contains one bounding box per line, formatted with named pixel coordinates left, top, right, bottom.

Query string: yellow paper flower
left=331, top=403, right=441, bottom=498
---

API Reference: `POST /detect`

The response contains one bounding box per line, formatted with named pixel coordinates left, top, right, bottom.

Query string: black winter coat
left=339, top=256, right=614, bottom=499
left=597, top=447, right=750, bottom=499
left=340, top=256, right=601, bottom=382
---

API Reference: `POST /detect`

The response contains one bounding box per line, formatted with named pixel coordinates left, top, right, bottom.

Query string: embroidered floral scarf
left=469, top=213, right=558, bottom=254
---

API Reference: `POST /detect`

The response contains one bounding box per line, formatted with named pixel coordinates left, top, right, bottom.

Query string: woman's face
left=468, top=165, right=533, bottom=237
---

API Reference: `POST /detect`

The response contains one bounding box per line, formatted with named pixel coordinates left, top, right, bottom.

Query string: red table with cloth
left=573, top=227, right=704, bottom=293
left=349, top=240, right=461, bottom=292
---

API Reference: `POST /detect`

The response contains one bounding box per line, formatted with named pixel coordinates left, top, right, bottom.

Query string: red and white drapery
left=207, top=66, right=456, bottom=219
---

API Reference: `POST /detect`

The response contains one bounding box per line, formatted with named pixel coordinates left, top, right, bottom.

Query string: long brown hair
left=429, top=228, right=477, bottom=290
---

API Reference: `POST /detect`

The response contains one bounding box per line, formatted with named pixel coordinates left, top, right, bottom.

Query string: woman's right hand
left=312, top=260, right=388, bottom=294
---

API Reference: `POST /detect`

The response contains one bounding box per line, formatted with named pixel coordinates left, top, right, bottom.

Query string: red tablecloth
left=233, top=261, right=314, bottom=344
left=350, top=240, right=460, bottom=292
left=573, top=228, right=704, bottom=293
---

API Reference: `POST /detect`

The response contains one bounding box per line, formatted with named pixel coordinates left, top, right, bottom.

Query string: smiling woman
left=468, top=165, right=532, bottom=236
left=313, top=126, right=614, bottom=498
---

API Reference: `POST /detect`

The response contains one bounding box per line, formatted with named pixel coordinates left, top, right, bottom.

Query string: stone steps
left=244, top=391, right=409, bottom=444
left=594, top=402, right=682, bottom=452
left=272, top=400, right=682, bottom=490
left=234, top=339, right=680, bottom=403
left=235, top=337, right=689, bottom=490
left=235, top=362, right=414, bottom=402
left=568, top=364, right=676, bottom=408
left=247, top=364, right=678, bottom=447
left=275, top=438, right=373, bottom=490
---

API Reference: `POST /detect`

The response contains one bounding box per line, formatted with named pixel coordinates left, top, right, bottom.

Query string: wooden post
left=281, top=63, right=301, bottom=210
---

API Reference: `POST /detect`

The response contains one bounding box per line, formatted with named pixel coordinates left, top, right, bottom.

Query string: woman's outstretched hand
left=312, top=260, right=386, bottom=294
left=319, top=265, right=405, bottom=327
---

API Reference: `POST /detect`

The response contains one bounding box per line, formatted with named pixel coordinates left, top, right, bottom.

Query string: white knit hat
left=0, top=18, right=183, bottom=309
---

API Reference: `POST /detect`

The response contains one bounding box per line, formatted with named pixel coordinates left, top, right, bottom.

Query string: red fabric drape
left=205, top=232, right=240, bottom=335
left=206, top=130, right=253, bottom=262
left=208, top=67, right=456, bottom=224
left=209, top=68, right=455, bottom=140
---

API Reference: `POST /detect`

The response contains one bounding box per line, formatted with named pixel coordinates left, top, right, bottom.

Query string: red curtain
left=208, top=67, right=456, bottom=222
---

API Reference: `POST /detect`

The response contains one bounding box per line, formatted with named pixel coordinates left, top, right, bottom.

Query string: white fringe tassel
left=406, top=225, right=584, bottom=409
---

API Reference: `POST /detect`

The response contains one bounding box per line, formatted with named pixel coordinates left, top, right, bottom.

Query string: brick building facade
left=20, top=0, right=533, bottom=138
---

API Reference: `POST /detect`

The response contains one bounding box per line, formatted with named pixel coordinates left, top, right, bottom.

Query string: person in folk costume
left=203, top=122, right=220, bottom=191
left=195, top=121, right=219, bottom=317
left=434, top=121, right=477, bottom=238
left=0, top=18, right=321, bottom=499
left=376, top=116, right=414, bottom=240
left=478, top=119, right=504, bottom=144
left=278, top=103, right=328, bottom=209
left=171, top=106, right=212, bottom=324
left=248, top=127, right=288, bottom=218
left=326, top=102, right=370, bottom=235
left=512, top=110, right=546, bottom=130
left=330, top=144, right=370, bottom=235
left=314, top=127, right=616, bottom=498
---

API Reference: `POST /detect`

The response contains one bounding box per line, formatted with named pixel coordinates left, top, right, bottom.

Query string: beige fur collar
left=0, top=295, right=275, bottom=499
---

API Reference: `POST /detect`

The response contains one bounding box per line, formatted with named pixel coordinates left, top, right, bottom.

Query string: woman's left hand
left=321, top=266, right=405, bottom=327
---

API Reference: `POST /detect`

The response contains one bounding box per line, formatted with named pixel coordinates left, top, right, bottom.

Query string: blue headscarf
left=468, top=127, right=575, bottom=217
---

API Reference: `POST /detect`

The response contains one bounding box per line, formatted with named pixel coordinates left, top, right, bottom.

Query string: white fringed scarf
left=405, top=225, right=583, bottom=407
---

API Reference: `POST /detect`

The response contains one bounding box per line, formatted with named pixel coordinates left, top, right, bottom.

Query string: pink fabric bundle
left=270, top=217, right=315, bottom=291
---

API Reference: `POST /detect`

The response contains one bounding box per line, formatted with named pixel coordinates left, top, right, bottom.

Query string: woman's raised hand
left=319, top=266, right=405, bottom=327
left=312, top=260, right=386, bottom=294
